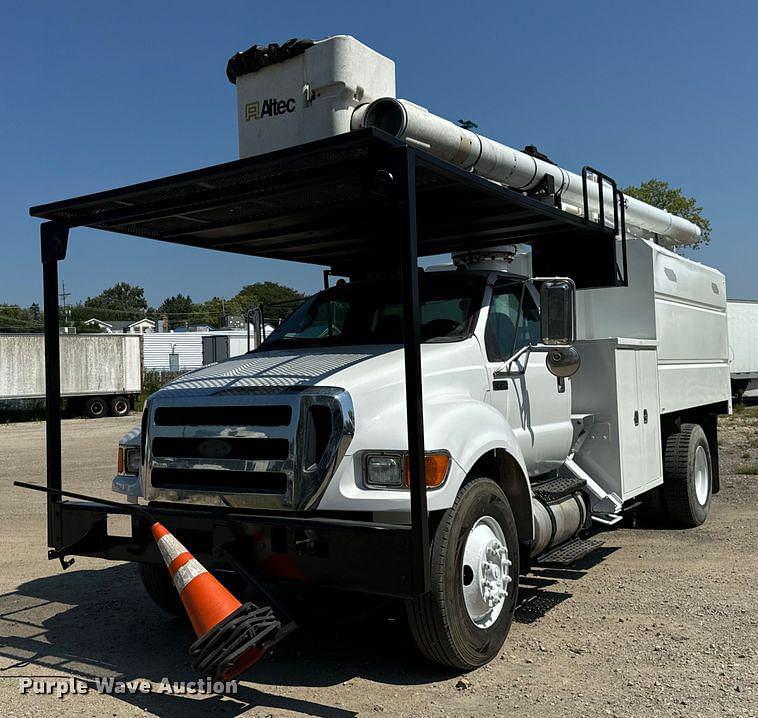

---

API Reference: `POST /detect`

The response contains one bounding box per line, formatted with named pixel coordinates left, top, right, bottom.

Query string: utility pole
left=59, top=280, right=71, bottom=325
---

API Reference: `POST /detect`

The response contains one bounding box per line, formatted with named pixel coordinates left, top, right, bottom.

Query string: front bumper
left=51, top=499, right=418, bottom=598
left=112, top=473, right=141, bottom=498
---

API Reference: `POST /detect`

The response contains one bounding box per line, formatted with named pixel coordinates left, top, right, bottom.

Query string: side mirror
left=540, top=278, right=575, bottom=346
left=545, top=346, right=581, bottom=378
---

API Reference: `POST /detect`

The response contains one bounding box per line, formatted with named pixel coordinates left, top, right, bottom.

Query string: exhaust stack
left=354, top=97, right=700, bottom=246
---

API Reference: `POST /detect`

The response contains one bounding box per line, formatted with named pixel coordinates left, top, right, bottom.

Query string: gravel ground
left=0, top=410, right=756, bottom=717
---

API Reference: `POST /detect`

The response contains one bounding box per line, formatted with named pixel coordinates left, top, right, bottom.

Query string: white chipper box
left=231, top=35, right=395, bottom=158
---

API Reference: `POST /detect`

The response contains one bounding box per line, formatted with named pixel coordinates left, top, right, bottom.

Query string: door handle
left=643, top=409, right=648, bottom=424
left=634, top=410, right=639, bottom=426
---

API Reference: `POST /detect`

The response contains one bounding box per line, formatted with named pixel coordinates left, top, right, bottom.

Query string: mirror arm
left=494, top=344, right=543, bottom=377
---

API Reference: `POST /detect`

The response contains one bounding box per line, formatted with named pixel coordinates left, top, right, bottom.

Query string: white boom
left=352, top=97, right=700, bottom=246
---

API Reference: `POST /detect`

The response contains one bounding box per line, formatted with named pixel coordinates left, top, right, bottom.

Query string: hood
left=151, top=341, right=487, bottom=404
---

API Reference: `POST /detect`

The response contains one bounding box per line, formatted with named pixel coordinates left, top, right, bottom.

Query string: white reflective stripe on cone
left=173, top=558, right=207, bottom=593
left=157, top=533, right=186, bottom=565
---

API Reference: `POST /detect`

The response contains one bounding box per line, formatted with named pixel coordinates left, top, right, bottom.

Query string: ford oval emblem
left=198, top=439, right=232, bottom=459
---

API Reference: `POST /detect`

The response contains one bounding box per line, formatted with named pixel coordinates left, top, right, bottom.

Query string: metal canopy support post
left=390, top=146, right=430, bottom=595
left=41, top=221, right=69, bottom=550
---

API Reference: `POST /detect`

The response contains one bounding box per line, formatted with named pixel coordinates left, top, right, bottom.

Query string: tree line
left=0, top=281, right=303, bottom=333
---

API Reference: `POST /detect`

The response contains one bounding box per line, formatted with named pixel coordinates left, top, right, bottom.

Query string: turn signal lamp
left=403, top=452, right=450, bottom=488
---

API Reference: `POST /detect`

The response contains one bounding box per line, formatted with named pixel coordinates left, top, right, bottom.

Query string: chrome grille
left=144, top=388, right=354, bottom=510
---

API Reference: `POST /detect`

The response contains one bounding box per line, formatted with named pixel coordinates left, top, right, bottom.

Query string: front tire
left=406, top=477, right=519, bottom=670
left=138, top=562, right=184, bottom=617
left=663, top=423, right=712, bottom=527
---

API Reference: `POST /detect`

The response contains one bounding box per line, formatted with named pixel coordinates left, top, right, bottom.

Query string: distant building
left=219, top=314, right=246, bottom=330
left=84, top=317, right=156, bottom=334
left=187, top=323, right=214, bottom=332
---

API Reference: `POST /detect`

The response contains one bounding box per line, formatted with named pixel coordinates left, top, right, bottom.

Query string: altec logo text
left=245, top=98, right=296, bottom=121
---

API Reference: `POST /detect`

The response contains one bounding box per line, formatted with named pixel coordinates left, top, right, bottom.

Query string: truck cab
left=126, top=261, right=575, bottom=514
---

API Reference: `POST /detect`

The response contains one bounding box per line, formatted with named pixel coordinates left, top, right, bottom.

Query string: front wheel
left=406, top=477, right=519, bottom=670
left=137, top=562, right=184, bottom=617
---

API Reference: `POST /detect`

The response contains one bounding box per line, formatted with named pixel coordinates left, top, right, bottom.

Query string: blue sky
left=2, top=1, right=756, bottom=306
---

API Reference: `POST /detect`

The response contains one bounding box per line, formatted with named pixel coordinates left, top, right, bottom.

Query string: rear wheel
left=406, top=477, right=519, bottom=670
left=663, top=423, right=712, bottom=527
left=137, top=562, right=184, bottom=617
left=109, top=395, right=130, bottom=417
left=84, top=396, right=107, bottom=419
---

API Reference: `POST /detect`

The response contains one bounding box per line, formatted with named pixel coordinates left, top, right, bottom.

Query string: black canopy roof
left=30, top=128, right=620, bottom=287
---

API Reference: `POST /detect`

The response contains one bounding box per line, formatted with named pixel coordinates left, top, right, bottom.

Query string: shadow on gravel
left=0, top=564, right=442, bottom=716
left=0, top=546, right=619, bottom=716
left=515, top=546, right=619, bottom=624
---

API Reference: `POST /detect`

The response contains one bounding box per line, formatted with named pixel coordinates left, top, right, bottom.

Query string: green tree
left=157, top=294, right=196, bottom=328
left=230, top=282, right=303, bottom=321
left=0, top=304, right=42, bottom=333
left=194, top=296, right=226, bottom=327
left=622, top=179, right=711, bottom=251
left=158, top=294, right=194, bottom=315
left=84, top=282, right=148, bottom=320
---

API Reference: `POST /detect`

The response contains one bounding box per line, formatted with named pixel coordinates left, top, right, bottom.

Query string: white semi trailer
left=0, top=333, right=141, bottom=417
left=30, top=36, right=730, bottom=672
left=727, top=299, right=758, bottom=400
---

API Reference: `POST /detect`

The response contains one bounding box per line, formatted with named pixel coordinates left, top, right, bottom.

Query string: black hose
left=13, top=481, right=155, bottom=521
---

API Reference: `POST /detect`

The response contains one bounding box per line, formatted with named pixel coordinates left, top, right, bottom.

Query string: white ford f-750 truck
left=30, top=36, right=729, bottom=671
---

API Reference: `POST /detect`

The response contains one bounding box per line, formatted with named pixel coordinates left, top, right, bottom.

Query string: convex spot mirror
left=546, top=346, right=581, bottom=378
left=540, top=279, right=575, bottom=346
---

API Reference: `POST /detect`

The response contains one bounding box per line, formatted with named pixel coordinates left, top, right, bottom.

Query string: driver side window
left=484, top=283, right=541, bottom=362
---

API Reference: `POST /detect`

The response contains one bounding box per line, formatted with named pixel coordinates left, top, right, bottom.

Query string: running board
left=535, top=537, right=604, bottom=566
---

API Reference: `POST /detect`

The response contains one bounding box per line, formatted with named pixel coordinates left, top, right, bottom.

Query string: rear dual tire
left=109, top=395, right=130, bottom=417
left=83, top=396, right=107, bottom=419
left=662, top=423, right=712, bottom=527
left=406, top=477, right=519, bottom=670
left=83, top=395, right=129, bottom=418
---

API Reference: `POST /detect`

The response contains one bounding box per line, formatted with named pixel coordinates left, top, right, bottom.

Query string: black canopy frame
left=31, top=128, right=621, bottom=598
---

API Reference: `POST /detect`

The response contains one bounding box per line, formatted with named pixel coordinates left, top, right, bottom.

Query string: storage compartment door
left=635, top=349, right=663, bottom=492
left=615, top=349, right=642, bottom=498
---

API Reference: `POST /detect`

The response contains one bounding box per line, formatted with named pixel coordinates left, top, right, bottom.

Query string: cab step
left=536, top=536, right=604, bottom=566
left=532, top=475, right=586, bottom=503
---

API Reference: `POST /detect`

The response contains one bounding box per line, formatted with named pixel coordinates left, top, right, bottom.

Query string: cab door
left=481, top=279, right=573, bottom=475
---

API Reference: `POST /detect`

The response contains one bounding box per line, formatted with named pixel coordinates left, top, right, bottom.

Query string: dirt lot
left=0, top=411, right=756, bottom=717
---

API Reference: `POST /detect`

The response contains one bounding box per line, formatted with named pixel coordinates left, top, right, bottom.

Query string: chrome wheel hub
left=694, top=444, right=710, bottom=506
left=461, top=516, right=511, bottom=628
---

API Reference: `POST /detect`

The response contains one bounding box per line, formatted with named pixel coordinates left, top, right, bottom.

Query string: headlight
left=125, top=447, right=141, bottom=474
left=365, top=454, right=403, bottom=487
left=118, top=446, right=141, bottom=475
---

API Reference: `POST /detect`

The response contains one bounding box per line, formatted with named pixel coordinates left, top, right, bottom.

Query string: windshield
left=259, top=273, right=486, bottom=350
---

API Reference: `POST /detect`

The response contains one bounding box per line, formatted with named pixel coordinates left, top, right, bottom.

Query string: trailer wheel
left=663, top=423, right=712, bottom=527
left=84, top=396, right=107, bottom=419
left=109, top=395, right=130, bottom=417
left=137, top=563, right=184, bottom=618
left=406, top=477, right=519, bottom=670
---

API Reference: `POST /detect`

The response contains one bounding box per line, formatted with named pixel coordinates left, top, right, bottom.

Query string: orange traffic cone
left=151, top=522, right=282, bottom=680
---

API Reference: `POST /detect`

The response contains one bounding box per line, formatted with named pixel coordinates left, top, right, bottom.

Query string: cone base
left=189, top=602, right=282, bottom=680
